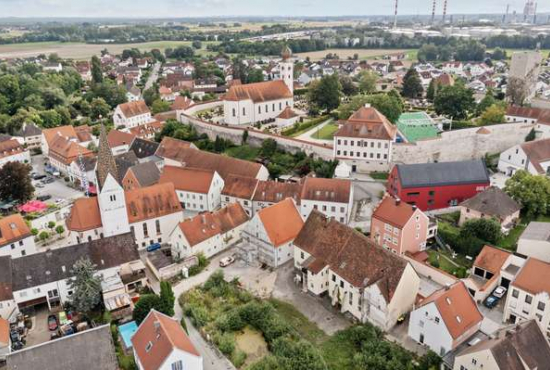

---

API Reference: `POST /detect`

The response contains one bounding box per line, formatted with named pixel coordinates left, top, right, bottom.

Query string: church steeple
left=96, top=125, right=119, bottom=191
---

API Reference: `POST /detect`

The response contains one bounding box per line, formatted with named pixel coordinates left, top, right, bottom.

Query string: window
left=512, top=289, right=519, bottom=298
left=526, top=295, right=533, bottom=304
left=300, top=252, right=304, bottom=259
left=143, top=223, right=148, bottom=238
left=21, top=250, right=26, bottom=256
left=242, top=107, right=246, bottom=116
left=340, top=280, right=344, bottom=288
left=419, top=320, right=424, bottom=328
left=110, top=195, right=116, bottom=202
left=258, top=106, right=261, bottom=114
left=538, top=302, right=546, bottom=311
left=349, top=293, right=353, bottom=305
left=48, top=289, right=59, bottom=298
left=332, top=274, right=336, bottom=282
left=145, top=341, right=153, bottom=352
left=155, top=220, right=161, bottom=234
left=171, top=361, right=183, bottom=370
left=435, top=317, right=440, bottom=324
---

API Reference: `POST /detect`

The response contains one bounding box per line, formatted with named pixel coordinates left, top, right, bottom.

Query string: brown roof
left=372, top=196, right=417, bottom=229
left=520, top=138, right=550, bottom=174
left=42, top=125, right=78, bottom=146
left=335, top=106, right=397, bottom=140
left=418, top=281, right=483, bottom=340
left=66, top=197, right=103, bottom=232
left=170, top=96, right=194, bottom=111
left=125, top=183, right=182, bottom=224
left=74, top=125, right=93, bottom=142
left=107, top=130, right=135, bottom=148
left=473, top=245, right=511, bottom=275
left=159, top=165, right=215, bottom=194
left=435, top=73, right=455, bottom=86
left=0, top=214, right=31, bottom=247
left=156, top=137, right=264, bottom=180
left=512, top=258, right=550, bottom=295
left=132, top=310, right=200, bottom=370
left=128, top=120, right=163, bottom=138
left=224, top=80, right=292, bottom=103
left=457, top=320, right=550, bottom=370
left=253, top=181, right=302, bottom=204
left=221, top=175, right=259, bottom=200
left=294, top=211, right=409, bottom=302
left=277, top=106, right=298, bottom=119
left=257, top=198, right=304, bottom=247
left=178, top=203, right=249, bottom=247
left=0, top=318, right=8, bottom=347
left=117, top=100, right=150, bottom=118
left=506, top=105, right=545, bottom=120
left=460, top=187, right=520, bottom=220
left=48, top=135, right=94, bottom=165
left=300, top=177, right=351, bottom=204
left=0, top=139, right=25, bottom=160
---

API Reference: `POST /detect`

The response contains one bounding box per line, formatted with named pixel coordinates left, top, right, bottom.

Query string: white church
left=66, top=126, right=183, bottom=249
left=223, top=46, right=295, bottom=126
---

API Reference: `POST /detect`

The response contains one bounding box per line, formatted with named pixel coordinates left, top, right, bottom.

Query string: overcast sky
left=0, top=0, right=546, bottom=18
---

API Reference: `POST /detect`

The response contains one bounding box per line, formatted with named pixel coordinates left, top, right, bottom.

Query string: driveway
left=26, top=306, right=53, bottom=347
left=479, top=299, right=506, bottom=335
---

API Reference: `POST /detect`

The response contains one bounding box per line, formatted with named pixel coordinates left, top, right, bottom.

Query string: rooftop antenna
left=393, top=0, right=399, bottom=29
left=442, top=0, right=448, bottom=24
left=431, top=0, right=437, bottom=24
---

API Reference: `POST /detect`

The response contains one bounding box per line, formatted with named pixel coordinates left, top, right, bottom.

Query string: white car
left=219, top=256, right=235, bottom=268
left=493, top=286, right=507, bottom=299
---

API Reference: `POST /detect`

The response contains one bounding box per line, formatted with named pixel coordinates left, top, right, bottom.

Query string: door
left=419, top=334, right=424, bottom=344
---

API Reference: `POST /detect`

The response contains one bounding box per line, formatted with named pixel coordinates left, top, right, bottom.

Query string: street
left=144, top=62, right=161, bottom=91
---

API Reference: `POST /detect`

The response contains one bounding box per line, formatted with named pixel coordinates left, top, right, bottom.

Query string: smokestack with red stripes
left=442, top=0, right=448, bottom=23
left=431, top=0, right=437, bottom=24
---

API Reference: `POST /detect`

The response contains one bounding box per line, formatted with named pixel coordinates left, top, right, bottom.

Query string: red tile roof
left=473, top=245, right=511, bottom=275
left=48, top=135, right=94, bottom=165
left=132, top=310, right=200, bottom=370
left=107, top=130, right=135, bottom=148
left=159, top=166, right=215, bottom=194
left=300, top=177, right=351, bottom=204
left=513, top=258, right=550, bottom=295
left=520, top=138, right=550, bottom=174
left=66, top=197, right=103, bottom=232
left=335, top=106, right=397, bottom=140
left=224, top=80, right=292, bottom=103
left=372, top=196, right=416, bottom=229
left=418, top=281, right=483, bottom=340
left=257, top=198, right=303, bottom=247
left=0, top=139, right=25, bottom=160
left=125, top=182, right=182, bottom=224
left=118, top=100, right=150, bottom=118
left=221, top=175, right=259, bottom=200
left=0, top=214, right=31, bottom=247
left=277, top=106, right=298, bottom=119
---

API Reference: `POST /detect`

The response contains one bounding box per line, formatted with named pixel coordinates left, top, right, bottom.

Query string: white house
left=300, top=177, right=354, bottom=224
left=159, top=166, right=224, bottom=212
left=0, top=139, right=30, bottom=169
left=498, top=138, right=550, bottom=176
left=333, top=105, right=398, bottom=173
left=441, top=62, right=464, bottom=75
left=113, top=100, right=153, bottom=129
left=517, top=222, right=550, bottom=263
left=244, top=198, right=303, bottom=268
left=408, top=281, right=483, bottom=356
left=170, top=203, right=249, bottom=260
left=0, top=214, right=37, bottom=259
left=221, top=175, right=260, bottom=217
left=132, top=310, right=203, bottom=370
left=107, top=130, right=135, bottom=155
left=13, top=123, right=42, bottom=149
left=293, top=210, right=420, bottom=330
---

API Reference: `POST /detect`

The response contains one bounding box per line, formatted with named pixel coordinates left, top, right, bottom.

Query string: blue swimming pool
left=118, top=321, right=138, bottom=348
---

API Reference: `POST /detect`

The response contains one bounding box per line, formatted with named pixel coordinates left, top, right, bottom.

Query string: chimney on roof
left=364, top=103, right=371, bottom=108
left=412, top=205, right=417, bottom=211
left=395, top=198, right=401, bottom=206
left=445, top=283, right=451, bottom=291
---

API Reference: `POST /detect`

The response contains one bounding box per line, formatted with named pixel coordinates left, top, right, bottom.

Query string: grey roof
left=130, top=137, right=160, bottom=159
left=80, top=156, right=97, bottom=172
left=519, top=221, right=550, bottom=242
left=0, top=256, right=13, bottom=301
left=114, top=151, right=139, bottom=181
left=128, top=161, right=161, bottom=187
left=14, top=123, right=42, bottom=138
left=7, top=325, right=118, bottom=370
left=460, top=187, right=520, bottom=219
left=10, top=233, right=139, bottom=292
left=396, top=160, right=489, bottom=188
left=456, top=320, right=550, bottom=370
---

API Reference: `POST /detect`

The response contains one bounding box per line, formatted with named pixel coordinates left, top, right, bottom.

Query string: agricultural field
left=295, top=48, right=416, bottom=61
left=0, top=40, right=218, bottom=60
left=184, top=20, right=359, bottom=33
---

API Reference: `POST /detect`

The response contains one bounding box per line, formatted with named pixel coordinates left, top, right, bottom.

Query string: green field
left=309, top=122, right=339, bottom=141
left=0, top=40, right=218, bottom=60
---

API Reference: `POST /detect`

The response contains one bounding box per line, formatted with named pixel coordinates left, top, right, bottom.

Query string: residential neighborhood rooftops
left=130, top=137, right=160, bottom=159
left=125, top=182, right=182, bottom=224
left=126, top=161, right=161, bottom=188
left=48, top=135, right=94, bottom=165
left=395, top=160, right=490, bottom=188
left=253, top=180, right=302, bottom=204
left=473, top=245, right=511, bottom=275
left=222, top=175, right=259, bottom=200
left=512, top=257, right=550, bottom=295
left=460, top=186, right=520, bottom=219
left=6, top=325, right=118, bottom=370
left=520, top=138, right=550, bottom=174
left=132, top=310, right=200, bottom=370
left=224, top=80, right=292, bottom=103
left=107, top=129, right=135, bottom=148
left=257, top=198, right=304, bottom=247
left=294, top=211, right=408, bottom=301
left=418, top=281, right=483, bottom=340
left=118, top=100, right=151, bottom=118
left=177, top=203, right=249, bottom=247
left=155, top=137, right=195, bottom=160
left=0, top=214, right=32, bottom=247
left=159, top=165, right=216, bottom=194
left=372, top=196, right=419, bottom=229
left=456, top=320, right=550, bottom=370
left=300, top=177, right=351, bottom=204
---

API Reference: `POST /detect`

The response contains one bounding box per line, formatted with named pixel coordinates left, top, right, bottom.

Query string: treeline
left=417, top=39, right=488, bottom=62
left=208, top=39, right=326, bottom=56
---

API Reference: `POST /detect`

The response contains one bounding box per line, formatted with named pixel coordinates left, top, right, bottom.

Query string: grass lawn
left=370, top=171, right=389, bottom=180
left=309, top=122, right=339, bottom=141
left=285, top=117, right=330, bottom=138
left=427, top=250, right=461, bottom=274
left=224, top=145, right=260, bottom=161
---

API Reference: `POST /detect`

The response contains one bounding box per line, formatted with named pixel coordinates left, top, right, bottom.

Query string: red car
left=48, top=315, right=58, bottom=331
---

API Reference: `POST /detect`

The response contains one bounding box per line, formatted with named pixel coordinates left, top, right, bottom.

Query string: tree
left=133, top=294, right=163, bottom=324
left=0, top=161, right=34, bottom=203
left=401, top=68, right=423, bottom=99
left=47, top=221, right=56, bottom=230
left=38, top=231, right=50, bottom=242
left=69, top=257, right=102, bottom=314
left=506, top=76, right=528, bottom=106
left=460, top=219, right=502, bottom=244
left=491, top=47, right=507, bottom=60
left=307, top=74, right=341, bottom=113
left=143, top=87, right=160, bottom=106
left=357, top=70, right=377, bottom=94
left=476, top=88, right=497, bottom=116
left=338, top=93, right=403, bottom=123
left=261, top=138, right=277, bottom=158
left=159, top=281, right=175, bottom=317
left=479, top=104, right=505, bottom=125
left=55, top=225, right=65, bottom=236
left=505, top=170, right=550, bottom=217
left=339, top=75, right=358, bottom=96
left=91, top=55, right=103, bottom=84
left=241, top=130, right=249, bottom=144
left=151, top=99, right=171, bottom=114
left=191, top=40, right=202, bottom=49
left=247, top=69, right=264, bottom=84
left=90, top=98, right=110, bottom=120
left=434, top=82, right=475, bottom=120
left=426, top=79, right=436, bottom=101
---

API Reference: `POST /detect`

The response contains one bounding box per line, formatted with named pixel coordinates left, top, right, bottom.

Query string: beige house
left=458, top=187, right=521, bottom=231
left=293, top=210, right=420, bottom=330
left=517, top=222, right=550, bottom=263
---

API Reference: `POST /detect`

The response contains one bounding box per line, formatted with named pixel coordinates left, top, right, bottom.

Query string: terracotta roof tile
left=125, top=183, right=182, bottom=224
left=42, top=125, right=78, bottom=146
left=0, top=214, right=31, bottom=247
left=66, top=197, right=103, bottom=232
left=118, top=100, right=150, bottom=118
left=473, top=245, right=511, bottom=275
left=128, top=121, right=163, bottom=138
left=512, top=258, right=550, bottom=295
left=221, top=175, right=259, bottom=200
left=224, top=80, right=292, bottom=103
left=253, top=181, right=302, bottom=204
left=372, top=196, right=416, bottom=229
left=171, top=96, right=195, bottom=111
left=178, top=203, right=249, bottom=247
left=48, top=135, right=94, bottom=165
left=107, top=130, right=135, bottom=148
left=257, top=198, right=303, bottom=247
left=300, top=177, right=351, bottom=204
left=159, top=166, right=215, bottom=194
left=335, top=106, right=397, bottom=140
left=520, top=138, right=550, bottom=174
left=0, top=318, right=8, bottom=347
left=0, top=139, right=25, bottom=160
left=506, top=105, right=545, bottom=120
left=132, top=310, right=200, bottom=370
left=277, top=106, right=298, bottom=119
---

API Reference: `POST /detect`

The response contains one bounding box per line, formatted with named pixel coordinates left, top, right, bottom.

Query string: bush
left=180, top=317, right=188, bottom=334
left=216, top=332, right=236, bottom=356
left=231, top=350, right=247, bottom=368
left=216, top=311, right=246, bottom=332
left=185, top=304, right=209, bottom=328
left=132, top=294, right=163, bottom=324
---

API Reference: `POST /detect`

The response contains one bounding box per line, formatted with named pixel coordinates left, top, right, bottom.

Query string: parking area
left=479, top=298, right=506, bottom=335
left=24, top=305, right=54, bottom=347
left=30, top=154, right=82, bottom=202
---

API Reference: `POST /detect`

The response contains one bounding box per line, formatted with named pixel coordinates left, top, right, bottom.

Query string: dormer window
left=145, top=341, right=153, bottom=352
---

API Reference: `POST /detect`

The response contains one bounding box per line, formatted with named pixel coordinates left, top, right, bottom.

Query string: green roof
left=397, top=112, right=439, bottom=143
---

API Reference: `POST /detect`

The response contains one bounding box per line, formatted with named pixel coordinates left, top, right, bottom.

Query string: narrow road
left=144, top=62, right=161, bottom=91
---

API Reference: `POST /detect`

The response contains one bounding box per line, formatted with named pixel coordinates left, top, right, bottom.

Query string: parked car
left=42, top=177, right=55, bottom=184
left=58, top=311, right=68, bottom=326
left=32, top=174, right=46, bottom=181
left=48, top=315, right=58, bottom=331
left=146, top=243, right=161, bottom=253
left=35, top=183, right=44, bottom=189
left=493, top=286, right=507, bottom=299
left=484, top=295, right=499, bottom=309
left=219, top=256, right=235, bottom=268
left=36, top=195, right=51, bottom=202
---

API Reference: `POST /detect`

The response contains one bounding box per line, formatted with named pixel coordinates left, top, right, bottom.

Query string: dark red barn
left=387, top=160, right=490, bottom=211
